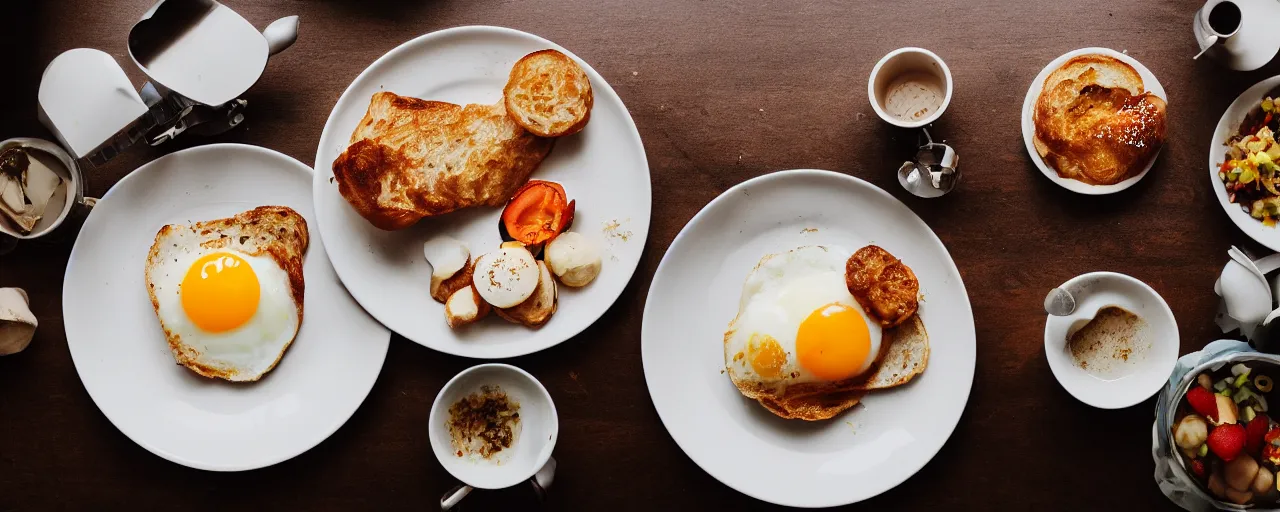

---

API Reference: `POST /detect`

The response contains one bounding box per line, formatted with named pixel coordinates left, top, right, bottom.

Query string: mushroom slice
left=445, top=285, right=490, bottom=329
left=495, top=261, right=557, bottom=328
left=433, top=257, right=475, bottom=304
left=424, top=237, right=471, bottom=302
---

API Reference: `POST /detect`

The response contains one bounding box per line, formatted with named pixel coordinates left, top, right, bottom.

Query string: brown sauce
left=447, top=386, right=521, bottom=460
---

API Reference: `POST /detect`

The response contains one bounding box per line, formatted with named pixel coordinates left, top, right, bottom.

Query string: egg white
left=150, top=246, right=299, bottom=380
left=724, top=246, right=882, bottom=391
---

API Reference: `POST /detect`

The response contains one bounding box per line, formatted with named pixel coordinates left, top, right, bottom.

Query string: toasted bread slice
left=846, top=245, right=919, bottom=327
left=144, top=206, right=309, bottom=381
left=848, top=314, right=929, bottom=390
left=1033, top=55, right=1167, bottom=185
left=503, top=50, right=593, bottom=137
left=332, top=92, right=554, bottom=230
left=756, top=390, right=866, bottom=421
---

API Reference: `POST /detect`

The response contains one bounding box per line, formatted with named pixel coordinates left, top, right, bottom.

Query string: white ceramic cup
left=430, top=364, right=558, bottom=510
left=868, top=47, right=953, bottom=128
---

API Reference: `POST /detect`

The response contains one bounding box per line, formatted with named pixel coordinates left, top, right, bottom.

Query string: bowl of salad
left=1213, top=76, right=1280, bottom=252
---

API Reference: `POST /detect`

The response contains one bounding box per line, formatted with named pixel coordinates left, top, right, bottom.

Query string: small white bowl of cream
left=867, top=47, right=953, bottom=128
left=1044, top=272, right=1180, bottom=409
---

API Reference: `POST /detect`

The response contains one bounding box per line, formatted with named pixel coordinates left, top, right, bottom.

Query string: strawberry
left=1187, top=387, right=1219, bottom=421
left=1265, top=427, right=1280, bottom=465
left=1247, top=415, right=1271, bottom=454
left=1191, top=459, right=1207, bottom=479
left=1208, top=423, right=1248, bottom=461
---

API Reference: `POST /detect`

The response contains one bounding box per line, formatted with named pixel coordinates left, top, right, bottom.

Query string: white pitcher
left=1193, top=0, right=1280, bottom=71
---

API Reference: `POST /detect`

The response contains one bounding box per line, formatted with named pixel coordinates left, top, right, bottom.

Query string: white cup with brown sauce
left=431, top=363, right=558, bottom=510
left=868, top=47, right=953, bottom=128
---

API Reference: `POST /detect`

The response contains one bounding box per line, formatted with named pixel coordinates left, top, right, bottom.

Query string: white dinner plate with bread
left=313, top=26, right=651, bottom=359
left=641, top=170, right=975, bottom=507
left=63, top=144, right=390, bottom=471
left=1021, top=47, right=1168, bottom=195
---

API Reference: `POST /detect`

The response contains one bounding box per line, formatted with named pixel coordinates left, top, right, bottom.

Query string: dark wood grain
left=1, top=0, right=1277, bottom=509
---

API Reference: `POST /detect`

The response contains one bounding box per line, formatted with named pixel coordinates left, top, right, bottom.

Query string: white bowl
left=1044, top=272, right=1179, bottom=409
left=1021, top=47, right=1166, bottom=195
left=429, top=364, right=558, bottom=490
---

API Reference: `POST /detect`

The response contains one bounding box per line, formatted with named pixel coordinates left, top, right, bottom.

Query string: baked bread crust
left=332, top=92, right=554, bottom=230
left=503, top=50, right=593, bottom=137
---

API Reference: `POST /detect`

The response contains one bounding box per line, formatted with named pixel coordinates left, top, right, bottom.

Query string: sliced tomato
left=501, top=180, right=575, bottom=247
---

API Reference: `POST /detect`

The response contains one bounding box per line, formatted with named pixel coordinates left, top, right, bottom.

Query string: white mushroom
left=423, top=237, right=470, bottom=301
left=1174, top=415, right=1208, bottom=450
left=544, top=232, right=601, bottom=287
left=495, top=261, right=557, bottom=327
left=473, top=245, right=540, bottom=308
left=445, top=285, right=490, bottom=329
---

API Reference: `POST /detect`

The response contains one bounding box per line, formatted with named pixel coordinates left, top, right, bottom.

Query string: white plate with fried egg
left=642, top=169, right=975, bottom=507
left=311, top=26, right=650, bottom=359
left=63, top=144, right=390, bottom=471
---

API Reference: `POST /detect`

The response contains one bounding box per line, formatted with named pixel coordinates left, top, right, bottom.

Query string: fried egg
left=724, top=246, right=882, bottom=395
left=145, top=207, right=307, bottom=382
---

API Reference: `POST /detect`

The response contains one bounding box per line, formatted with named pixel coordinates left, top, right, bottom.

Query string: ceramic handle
left=1193, top=34, right=1218, bottom=60
left=438, top=456, right=557, bottom=510
left=439, top=484, right=473, bottom=511
left=263, top=16, right=299, bottom=56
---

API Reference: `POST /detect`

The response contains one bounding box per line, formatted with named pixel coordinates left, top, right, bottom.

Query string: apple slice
left=1218, top=393, right=1241, bottom=425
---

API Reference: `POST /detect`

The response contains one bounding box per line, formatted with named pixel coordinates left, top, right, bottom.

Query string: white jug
left=1193, top=0, right=1280, bottom=71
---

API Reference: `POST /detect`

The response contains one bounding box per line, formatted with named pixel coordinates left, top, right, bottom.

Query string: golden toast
left=504, top=50, right=593, bottom=137
left=1033, top=55, right=1167, bottom=185
left=331, top=92, right=554, bottom=230
left=144, top=206, right=309, bottom=381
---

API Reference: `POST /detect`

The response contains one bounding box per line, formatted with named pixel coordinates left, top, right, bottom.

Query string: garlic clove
left=0, top=287, right=37, bottom=356
left=544, top=232, right=602, bottom=287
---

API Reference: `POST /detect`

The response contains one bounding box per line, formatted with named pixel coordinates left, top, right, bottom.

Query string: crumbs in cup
left=448, top=386, right=521, bottom=460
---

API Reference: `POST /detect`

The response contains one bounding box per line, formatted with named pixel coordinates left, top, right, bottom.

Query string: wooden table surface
left=3, top=0, right=1279, bottom=509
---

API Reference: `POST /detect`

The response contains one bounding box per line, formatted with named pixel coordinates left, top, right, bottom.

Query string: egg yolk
left=180, top=252, right=260, bottom=333
left=749, top=334, right=787, bottom=379
left=796, top=303, right=871, bottom=381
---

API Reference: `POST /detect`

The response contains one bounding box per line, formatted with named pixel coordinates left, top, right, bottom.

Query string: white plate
left=641, top=170, right=976, bottom=507
left=312, top=26, right=651, bottom=359
left=1021, top=47, right=1167, bottom=195
left=1210, top=75, right=1280, bottom=252
left=63, top=144, right=390, bottom=471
